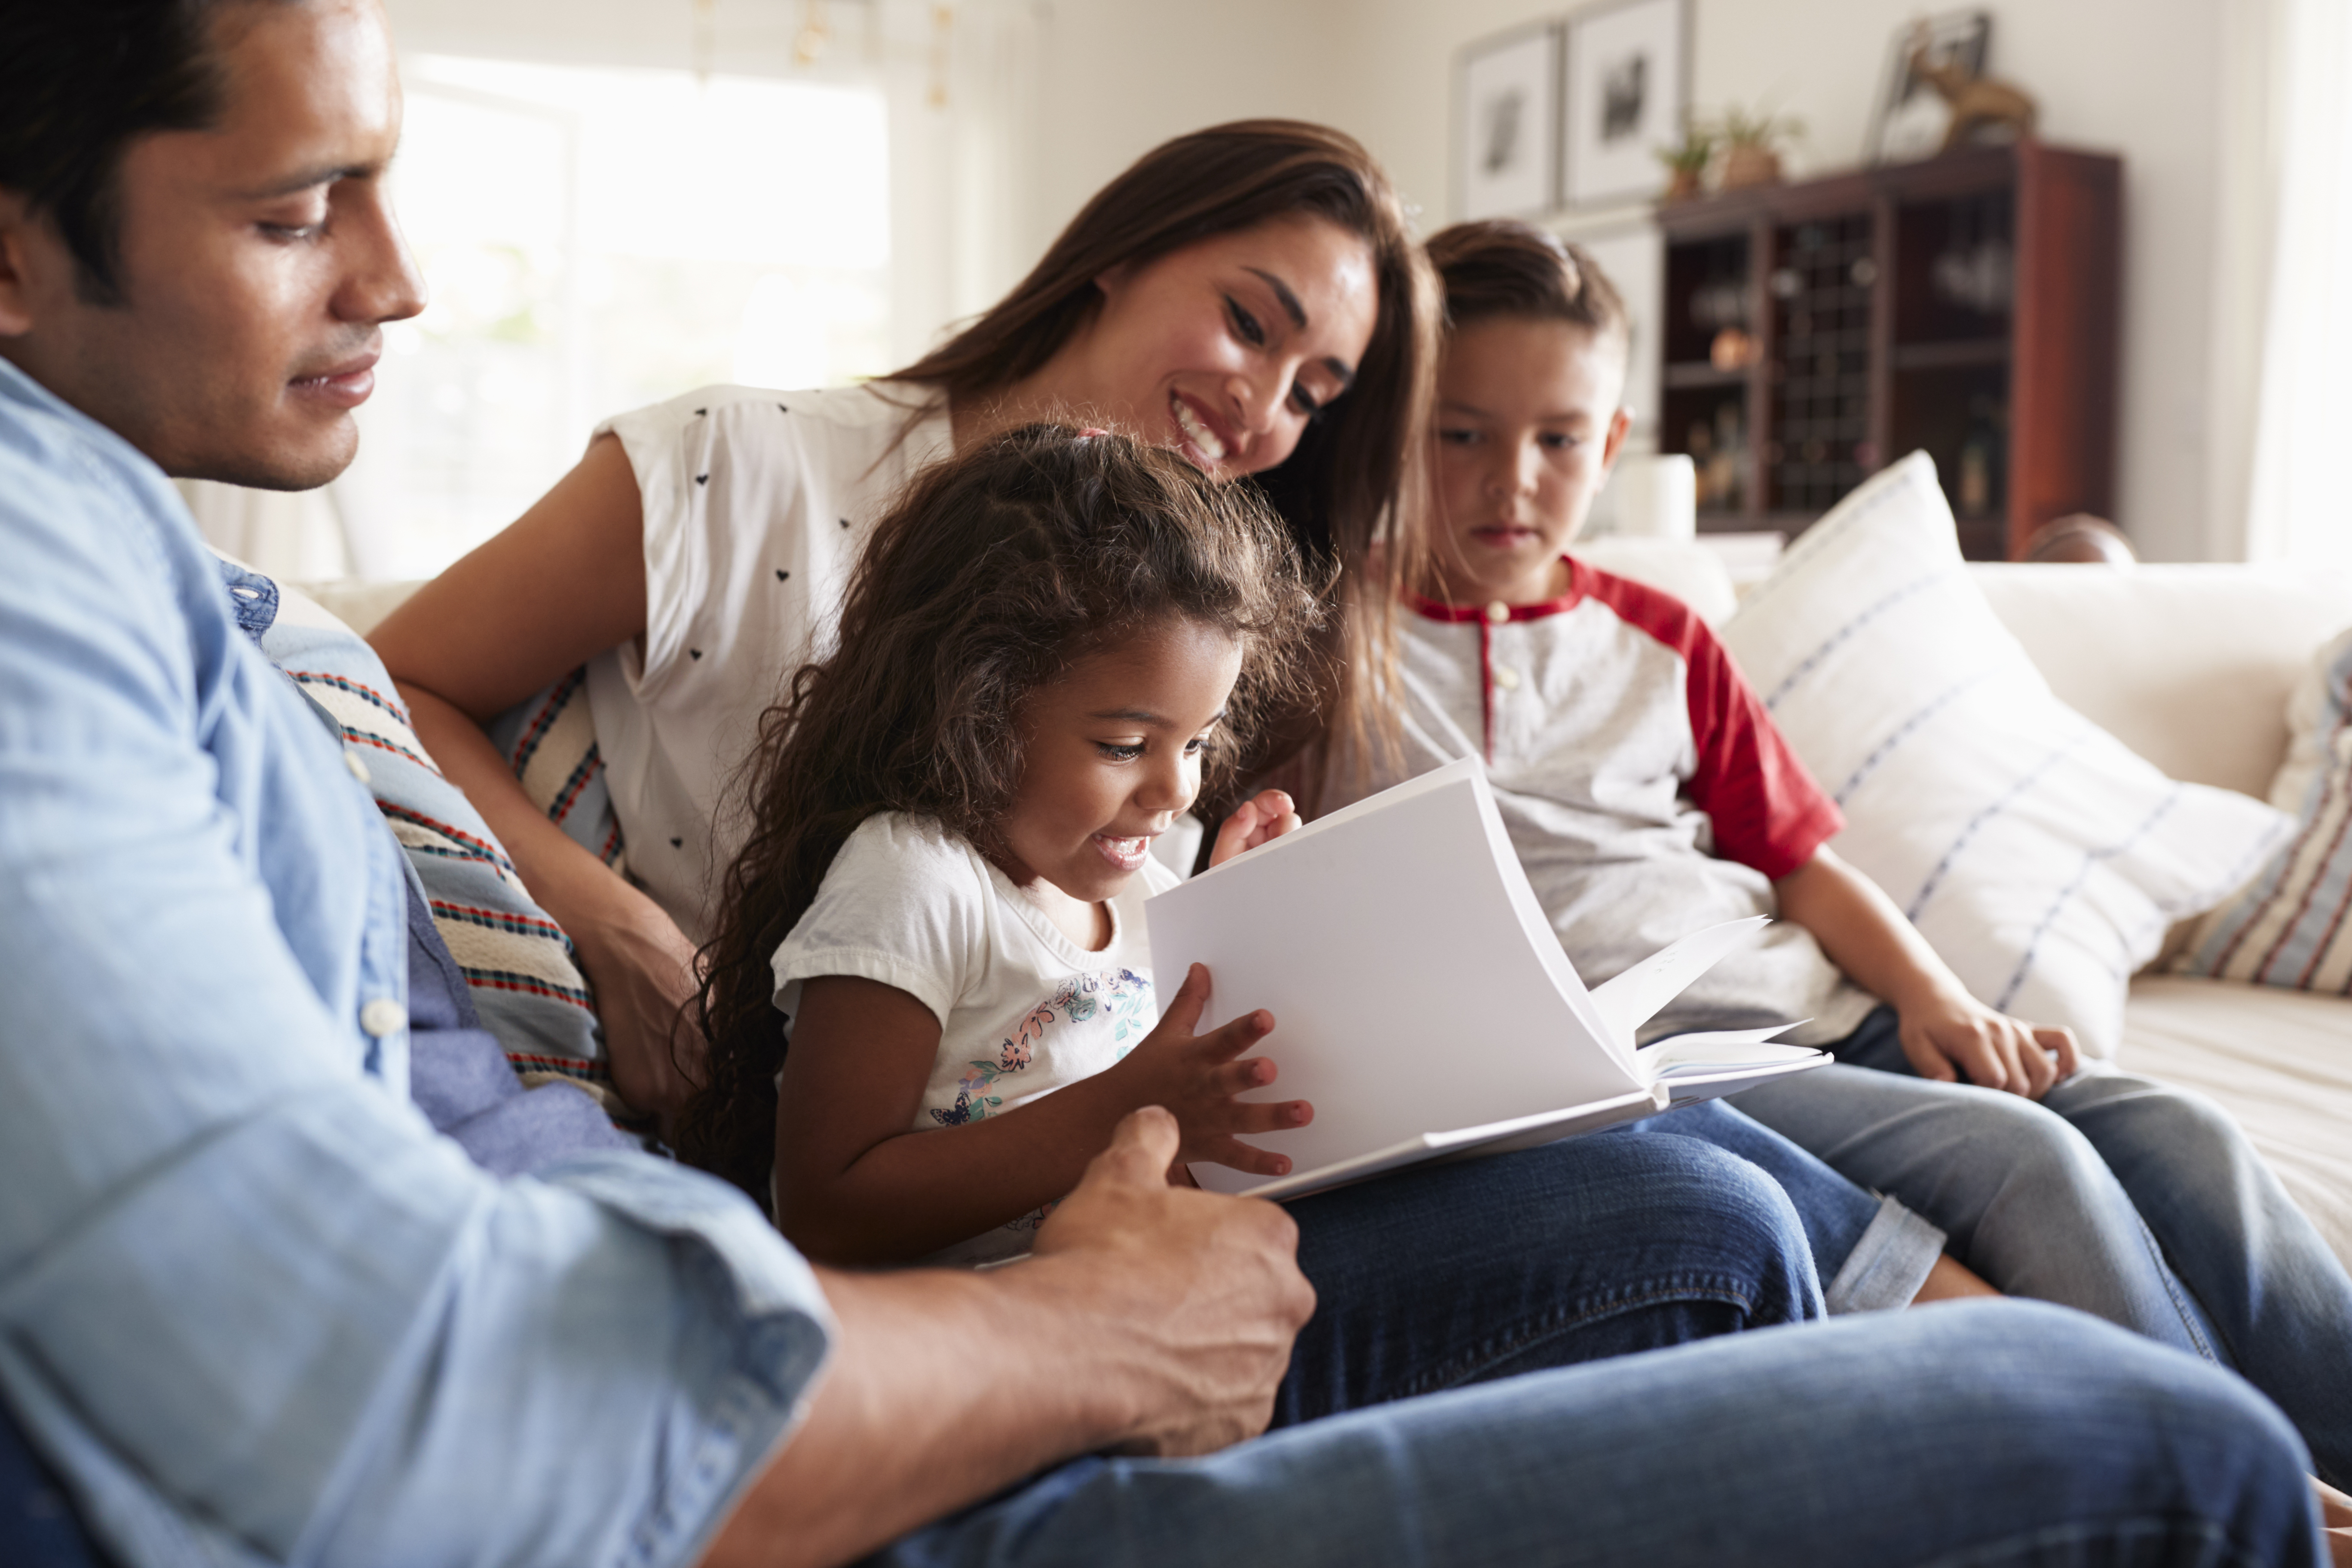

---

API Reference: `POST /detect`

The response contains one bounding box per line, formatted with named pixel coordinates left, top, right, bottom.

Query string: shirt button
left=1493, top=663, right=1522, bottom=691
left=343, top=748, right=371, bottom=785
left=1485, top=600, right=1510, bottom=625
left=360, top=998, right=407, bottom=1038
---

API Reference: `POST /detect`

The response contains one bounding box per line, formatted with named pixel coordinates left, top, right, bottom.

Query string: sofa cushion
left=1718, top=453, right=2294, bottom=1057
left=1970, top=563, right=2352, bottom=800
left=2172, top=625, right=2352, bottom=993
left=2120, top=975, right=2352, bottom=1271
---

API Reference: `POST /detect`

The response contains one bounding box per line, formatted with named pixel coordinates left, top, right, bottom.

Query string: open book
left=1145, top=758, right=1828, bottom=1201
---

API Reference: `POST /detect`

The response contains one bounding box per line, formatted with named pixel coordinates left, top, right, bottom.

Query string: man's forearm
left=702, top=1109, right=1314, bottom=1568
left=701, top=1262, right=1127, bottom=1568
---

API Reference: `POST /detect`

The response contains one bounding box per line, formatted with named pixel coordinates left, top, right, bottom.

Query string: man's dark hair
left=0, top=0, right=279, bottom=303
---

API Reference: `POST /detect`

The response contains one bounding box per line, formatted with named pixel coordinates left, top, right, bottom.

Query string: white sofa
left=1574, top=540, right=2352, bottom=1271
left=316, top=559, right=2352, bottom=1269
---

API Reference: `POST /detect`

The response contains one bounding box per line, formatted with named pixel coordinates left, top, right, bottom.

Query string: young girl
left=1375, top=217, right=2352, bottom=1486
left=677, top=423, right=1325, bottom=1263
left=671, top=427, right=1850, bottom=1419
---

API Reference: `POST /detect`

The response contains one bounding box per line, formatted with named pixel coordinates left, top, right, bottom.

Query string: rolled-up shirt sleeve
left=0, top=383, right=830, bottom=1568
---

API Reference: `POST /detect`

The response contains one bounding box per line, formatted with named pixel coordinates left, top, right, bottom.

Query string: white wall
left=1325, top=0, right=2256, bottom=561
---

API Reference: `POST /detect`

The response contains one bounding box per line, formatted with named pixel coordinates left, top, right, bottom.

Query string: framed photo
left=1563, top=0, right=1688, bottom=209
left=1867, top=10, right=1992, bottom=165
left=1455, top=21, right=1562, bottom=220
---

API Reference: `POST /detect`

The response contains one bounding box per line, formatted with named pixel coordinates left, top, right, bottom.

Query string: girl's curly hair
left=675, top=424, right=1326, bottom=1202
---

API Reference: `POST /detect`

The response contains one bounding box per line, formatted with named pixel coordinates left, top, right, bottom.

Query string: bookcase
left=1655, top=142, right=2120, bottom=560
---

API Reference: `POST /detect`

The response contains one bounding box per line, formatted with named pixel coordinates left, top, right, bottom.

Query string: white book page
left=1148, top=764, right=1647, bottom=1197
left=1632, top=1025, right=1828, bottom=1102
left=1588, top=917, right=1773, bottom=1047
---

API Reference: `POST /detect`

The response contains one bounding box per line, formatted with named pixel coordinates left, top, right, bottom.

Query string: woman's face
left=1047, top=215, right=1380, bottom=481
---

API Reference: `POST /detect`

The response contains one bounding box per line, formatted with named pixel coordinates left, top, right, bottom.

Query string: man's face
left=0, top=0, right=423, bottom=487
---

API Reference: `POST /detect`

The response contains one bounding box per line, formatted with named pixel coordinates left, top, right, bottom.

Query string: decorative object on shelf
left=1457, top=20, right=1563, bottom=219
left=1655, top=119, right=1715, bottom=202
left=1708, top=326, right=1754, bottom=371
left=1912, top=49, right=2038, bottom=153
left=1715, top=104, right=1801, bottom=191
left=1867, top=10, right=1990, bottom=165
left=1563, top=0, right=1690, bottom=208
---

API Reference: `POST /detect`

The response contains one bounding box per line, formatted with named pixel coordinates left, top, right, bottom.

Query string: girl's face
left=999, top=618, right=1243, bottom=904
left=1043, top=215, right=1380, bottom=482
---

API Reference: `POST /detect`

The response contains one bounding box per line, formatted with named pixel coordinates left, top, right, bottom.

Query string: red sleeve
left=1574, top=564, right=1841, bottom=879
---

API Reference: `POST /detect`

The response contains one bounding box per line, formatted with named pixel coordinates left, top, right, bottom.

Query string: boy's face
left=1429, top=315, right=1632, bottom=606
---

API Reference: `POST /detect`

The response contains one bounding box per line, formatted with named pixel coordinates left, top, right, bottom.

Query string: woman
left=374, top=121, right=1433, bottom=1115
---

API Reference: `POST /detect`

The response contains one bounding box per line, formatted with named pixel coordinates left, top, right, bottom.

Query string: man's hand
left=701, top=1108, right=1315, bottom=1568
left=570, top=891, right=707, bottom=1122
left=1896, top=985, right=2081, bottom=1099
left=1099, top=964, right=1311, bottom=1178
left=1210, top=788, right=1301, bottom=867
left=1029, top=1106, right=1316, bottom=1456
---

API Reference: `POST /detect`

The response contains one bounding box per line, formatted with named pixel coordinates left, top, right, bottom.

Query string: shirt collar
left=1407, top=555, right=1585, bottom=624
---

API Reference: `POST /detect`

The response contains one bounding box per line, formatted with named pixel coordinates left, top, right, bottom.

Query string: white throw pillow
left=1718, top=454, right=2293, bottom=1057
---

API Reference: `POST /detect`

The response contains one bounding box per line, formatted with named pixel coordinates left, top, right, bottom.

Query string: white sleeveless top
left=584, top=382, right=954, bottom=941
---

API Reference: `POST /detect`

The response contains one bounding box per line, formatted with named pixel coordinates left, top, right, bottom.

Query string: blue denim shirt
left=0, top=357, right=832, bottom=1567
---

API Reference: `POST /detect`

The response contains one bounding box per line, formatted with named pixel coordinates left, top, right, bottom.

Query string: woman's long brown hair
left=676, top=425, right=1323, bottom=1204
left=888, top=120, right=1436, bottom=803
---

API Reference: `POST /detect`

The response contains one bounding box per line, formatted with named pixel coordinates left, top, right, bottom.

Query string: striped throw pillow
left=1719, top=453, right=2294, bottom=1057
left=254, top=582, right=620, bottom=1109
left=2173, top=625, right=2352, bottom=991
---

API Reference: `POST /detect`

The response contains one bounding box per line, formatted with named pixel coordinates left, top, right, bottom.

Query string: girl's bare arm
left=775, top=968, right=1308, bottom=1265
left=369, top=437, right=704, bottom=1116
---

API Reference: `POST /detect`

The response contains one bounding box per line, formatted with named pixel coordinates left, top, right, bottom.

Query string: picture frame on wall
left=1866, top=10, right=1992, bottom=165
left=1563, top=0, right=1688, bottom=209
left=1455, top=21, right=1562, bottom=220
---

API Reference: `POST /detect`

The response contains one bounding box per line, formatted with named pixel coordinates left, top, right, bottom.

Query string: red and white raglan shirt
left=1336, top=557, right=1878, bottom=1046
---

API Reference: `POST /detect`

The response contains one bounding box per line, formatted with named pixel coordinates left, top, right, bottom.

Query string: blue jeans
left=1737, top=1005, right=2352, bottom=1488
left=1627, top=1099, right=1946, bottom=1312
left=868, top=1301, right=2327, bottom=1567
left=1275, top=1122, right=1823, bottom=1424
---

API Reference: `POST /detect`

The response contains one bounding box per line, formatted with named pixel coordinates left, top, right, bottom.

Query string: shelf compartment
left=1891, top=339, right=2012, bottom=371
left=1663, top=361, right=1748, bottom=389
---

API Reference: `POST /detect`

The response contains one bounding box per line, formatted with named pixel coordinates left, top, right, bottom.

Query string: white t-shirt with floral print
left=769, top=812, right=1176, bottom=1265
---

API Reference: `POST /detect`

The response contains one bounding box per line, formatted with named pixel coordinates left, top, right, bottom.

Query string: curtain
left=2245, top=0, right=2352, bottom=568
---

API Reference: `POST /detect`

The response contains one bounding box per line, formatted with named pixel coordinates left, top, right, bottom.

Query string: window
left=340, top=57, right=892, bottom=579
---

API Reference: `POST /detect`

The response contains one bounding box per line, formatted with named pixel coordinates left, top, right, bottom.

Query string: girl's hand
left=1107, top=963, right=1312, bottom=1177
left=1211, top=789, right=1300, bottom=867
left=1896, top=986, right=2081, bottom=1099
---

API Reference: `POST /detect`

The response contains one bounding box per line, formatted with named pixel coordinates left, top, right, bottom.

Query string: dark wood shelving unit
left=1655, top=142, right=2120, bottom=560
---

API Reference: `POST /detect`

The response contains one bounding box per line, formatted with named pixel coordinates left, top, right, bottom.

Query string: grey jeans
left=1736, top=1004, right=2352, bottom=1488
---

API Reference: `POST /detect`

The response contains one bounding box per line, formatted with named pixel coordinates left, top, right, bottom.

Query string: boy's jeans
left=1737, top=1005, right=2352, bottom=1488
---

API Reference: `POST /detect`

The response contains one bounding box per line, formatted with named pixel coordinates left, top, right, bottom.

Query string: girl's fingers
left=1152, top=962, right=1213, bottom=1035
left=1218, top=1097, right=1311, bottom=1134
left=1196, top=1008, right=1274, bottom=1061
left=2015, top=1023, right=2058, bottom=1098
left=1201, top=1136, right=1294, bottom=1178
left=1212, top=1056, right=1278, bottom=1096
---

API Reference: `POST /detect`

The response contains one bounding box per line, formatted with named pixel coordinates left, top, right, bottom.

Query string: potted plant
left=1716, top=105, right=1803, bottom=190
left=1654, top=122, right=1716, bottom=202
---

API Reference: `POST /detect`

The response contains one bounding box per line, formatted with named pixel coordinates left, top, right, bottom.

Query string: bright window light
left=344, top=56, right=891, bottom=579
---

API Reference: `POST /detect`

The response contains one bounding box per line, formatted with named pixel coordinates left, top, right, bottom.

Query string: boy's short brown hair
left=1425, top=220, right=1629, bottom=351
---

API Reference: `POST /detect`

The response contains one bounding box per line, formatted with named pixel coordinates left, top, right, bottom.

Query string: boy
left=1354, top=219, right=2352, bottom=1490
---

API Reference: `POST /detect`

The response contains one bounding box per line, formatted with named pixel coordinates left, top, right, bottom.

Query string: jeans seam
left=1392, top=1274, right=1781, bottom=1401
left=1913, top=1513, right=2270, bottom=1568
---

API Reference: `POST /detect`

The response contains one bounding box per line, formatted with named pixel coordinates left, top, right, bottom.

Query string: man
left=0, top=1, right=2331, bottom=1565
